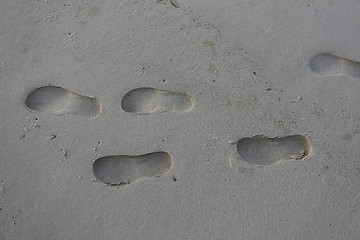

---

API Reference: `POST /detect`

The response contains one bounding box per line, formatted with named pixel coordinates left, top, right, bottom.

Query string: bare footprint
left=25, top=86, right=101, bottom=118
left=121, top=88, right=195, bottom=113
left=310, top=53, right=360, bottom=78
left=237, top=135, right=312, bottom=166
left=93, top=152, right=173, bottom=186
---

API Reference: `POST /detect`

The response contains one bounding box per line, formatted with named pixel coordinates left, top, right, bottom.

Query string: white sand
left=1, top=0, right=360, bottom=239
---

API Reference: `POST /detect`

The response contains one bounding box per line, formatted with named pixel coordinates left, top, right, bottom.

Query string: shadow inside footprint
left=237, top=135, right=312, bottom=166
left=25, top=86, right=101, bottom=118
left=93, top=152, right=173, bottom=186
left=310, top=53, right=360, bottom=78
left=121, top=88, right=195, bottom=113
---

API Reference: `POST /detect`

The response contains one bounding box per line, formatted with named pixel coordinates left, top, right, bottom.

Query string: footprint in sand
left=93, top=152, right=173, bottom=186
left=25, top=86, right=101, bottom=118
left=237, top=135, right=312, bottom=166
left=121, top=88, right=195, bottom=113
left=310, top=53, right=360, bottom=78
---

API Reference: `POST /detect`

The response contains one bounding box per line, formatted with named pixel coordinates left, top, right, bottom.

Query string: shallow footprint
left=237, top=135, right=312, bottom=166
left=25, top=86, right=101, bottom=118
left=121, top=88, right=195, bottom=113
left=310, top=53, right=360, bottom=78
left=93, top=152, right=173, bottom=186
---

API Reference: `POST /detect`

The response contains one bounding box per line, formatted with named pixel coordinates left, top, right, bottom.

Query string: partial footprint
left=25, top=86, right=101, bottom=118
left=121, top=88, right=195, bottom=113
left=93, top=152, right=173, bottom=186
left=310, top=53, right=360, bottom=78
left=237, top=135, right=312, bottom=166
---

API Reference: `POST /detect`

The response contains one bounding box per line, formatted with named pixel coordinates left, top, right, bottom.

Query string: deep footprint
left=93, top=152, right=173, bottom=186
left=310, top=53, right=360, bottom=78
left=237, top=135, right=312, bottom=166
left=121, top=88, right=195, bottom=113
left=25, top=86, right=101, bottom=117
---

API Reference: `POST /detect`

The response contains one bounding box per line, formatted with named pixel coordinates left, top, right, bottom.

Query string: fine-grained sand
left=1, top=0, right=360, bottom=239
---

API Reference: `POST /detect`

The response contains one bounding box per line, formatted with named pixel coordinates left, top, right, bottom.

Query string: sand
left=1, top=0, right=360, bottom=239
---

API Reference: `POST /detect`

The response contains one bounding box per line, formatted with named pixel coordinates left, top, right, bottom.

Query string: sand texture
left=1, top=0, right=360, bottom=239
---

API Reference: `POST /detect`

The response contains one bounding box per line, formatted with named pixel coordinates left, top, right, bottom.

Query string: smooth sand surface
left=1, top=0, right=360, bottom=239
